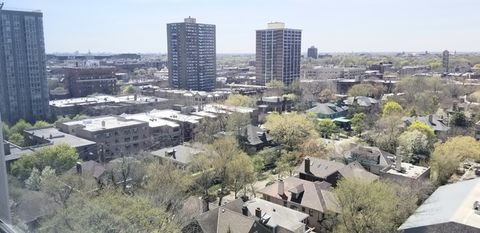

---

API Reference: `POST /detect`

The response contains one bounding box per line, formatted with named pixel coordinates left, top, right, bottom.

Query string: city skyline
left=7, top=0, right=480, bottom=54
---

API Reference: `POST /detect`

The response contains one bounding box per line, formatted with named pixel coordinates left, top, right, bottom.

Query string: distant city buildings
left=167, top=17, right=216, bottom=91
left=307, top=46, right=318, bottom=59
left=256, top=22, right=302, bottom=86
left=0, top=9, right=49, bottom=123
left=443, top=50, right=450, bottom=73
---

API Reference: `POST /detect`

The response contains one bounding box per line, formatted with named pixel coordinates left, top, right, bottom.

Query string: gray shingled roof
left=257, top=176, right=340, bottom=213
left=399, top=178, right=480, bottom=231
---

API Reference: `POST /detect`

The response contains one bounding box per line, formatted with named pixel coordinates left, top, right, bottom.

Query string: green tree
left=430, top=136, right=480, bottom=185
left=318, top=119, right=338, bottom=138
left=371, top=115, right=403, bottom=154
left=122, top=85, right=136, bottom=95
left=25, top=168, right=42, bottom=191
left=33, top=121, right=52, bottom=128
left=224, top=94, right=256, bottom=107
left=226, top=112, right=251, bottom=137
left=382, top=101, right=404, bottom=117
left=407, top=121, right=435, bottom=139
left=264, top=112, right=317, bottom=150
left=9, top=119, right=33, bottom=135
left=39, top=190, right=180, bottom=233
left=275, top=150, right=300, bottom=178
left=227, top=153, right=255, bottom=199
left=398, top=130, right=431, bottom=162
left=351, top=113, right=366, bottom=136
left=347, top=84, right=381, bottom=97
left=450, top=112, right=470, bottom=127
left=9, top=133, right=25, bottom=146
left=334, top=179, right=415, bottom=233
left=298, top=137, right=330, bottom=159
left=11, top=144, right=79, bottom=181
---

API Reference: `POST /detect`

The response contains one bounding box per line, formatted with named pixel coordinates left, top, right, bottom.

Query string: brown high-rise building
left=256, top=22, right=301, bottom=86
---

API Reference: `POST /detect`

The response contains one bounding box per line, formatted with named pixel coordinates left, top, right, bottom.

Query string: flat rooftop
left=62, top=116, right=146, bottom=131
left=121, top=113, right=180, bottom=128
left=49, top=95, right=168, bottom=108
left=385, top=162, right=429, bottom=179
left=148, top=109, right=203, bottom=124
left=24, top=127, right=96, bottom=148
left=150, top=145, right=203, bottom=165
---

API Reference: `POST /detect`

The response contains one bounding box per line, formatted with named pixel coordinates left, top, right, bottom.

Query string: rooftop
left=62, top=116, right=146, bottom=131
left=399, top=178, right=480, bottom=231
left=49, top=95, right=168, bottom=108
left=243, top=198, right=308, bottom=231
left=24, top=127, right=96, bottom=148
left=121, top=112, right=180, bottom=128
left=150, top=145, right=203, bottom=165
left=384, top=162, right=430, bottom=179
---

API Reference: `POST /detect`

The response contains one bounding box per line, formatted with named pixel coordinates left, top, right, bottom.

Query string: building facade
left=64, top=67, right=117, bottom=97
left=256, top=22, right=301, bottom=86
left=167, top=17, right=216, bottom=91
left=0, top=9, right=49, bottom=123
left=307, top=46, right=318, bottom=59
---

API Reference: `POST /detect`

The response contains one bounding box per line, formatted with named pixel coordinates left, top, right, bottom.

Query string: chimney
left=101, top=120, right=106, bottom=128
left=305, top=158, right=311, bottom=174
left=428, top=115, right=433, bottom=124
left=278, top=179, right=284, bottom=196
left=134, top=94, right=138, bottom=101
left=76, top=162, right=82, bottom=174
left=242, top=206, right=248, bottom=216
left=395, top=154, right=402, bottom=172
left=172, top=149, right=176, bottom=160
left=255, top=207, right=262, bottom=218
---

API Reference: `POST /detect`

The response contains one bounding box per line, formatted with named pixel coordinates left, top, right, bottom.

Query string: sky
left=6, top=0, right=480, bottom=54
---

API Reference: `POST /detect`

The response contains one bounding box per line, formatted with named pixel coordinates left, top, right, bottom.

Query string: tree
left=189, top=153, right=216, bottom=211
left=11, top=144, right=79, bottom=181
left=371, top=115, right=403, bottom=154
left=318, top=119, right=338, bottom=138
left=264, top=112, right=317, bottom=150
left=275, top=150, right=300, bottom=178
left=407, top=121, right=435, bottom=139
left=413, top=92, right=438, bottom=115
left=224, top=94, right=256, bottom=107
left=351, top=113, right=366, bottom=136
left=25, top=168, right=42, bottom=191
left=194, top=115, right=227, bottom=143
left=122, top=85, right=136, bottom=95
left=334, top=179, right=415, bottom=233
left=33, top=121, right=52, bottom=128
left=398, top=130, right=431, bottom=162
left=226, top=112, right=251, bottom=137
left=450, top=112, right=470, bottom=127
left=39, top=190, right=180, bottom=233
left=347, top=84, right=381, bottom=97
left=266, top=80, right=285, bottom=96
left=382, top=101, right=404, bottom=118
left=430, top=136, right=480, bottom=185
left=298, top=137, right=330, bottom=159
left=8, top=133, right=25, bottom=146
left=9, top=119, right=33, bottom=136
left=226, top=153, right=255, bottom=199
left=468, top=90, right=480, bottom=103
left=105, top=156, right=146, bottom=192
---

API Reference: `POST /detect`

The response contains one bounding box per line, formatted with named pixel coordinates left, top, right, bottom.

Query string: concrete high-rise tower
left=442, top=50, right=450, bottom=73
left=167, top=17, right=216, bottom=91
left=256, top=22, right=302, bottom=86
left=0, top=9, right=50, bottom=123
left=307, top=46, right=318, bottom=59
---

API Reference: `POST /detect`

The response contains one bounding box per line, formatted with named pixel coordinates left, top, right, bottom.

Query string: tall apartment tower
left=256, top=22, right=302, bottom=86
left=0, top=9, right=49, bottom=124
left=442, top=50, right=450, bottom=73
left=167, top=17, right=216, bottom=91
left=307, top=46, right=318, bottom=59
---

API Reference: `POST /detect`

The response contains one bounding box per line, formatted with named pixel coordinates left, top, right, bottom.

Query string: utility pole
left=0, top=113, right=11, bottom=224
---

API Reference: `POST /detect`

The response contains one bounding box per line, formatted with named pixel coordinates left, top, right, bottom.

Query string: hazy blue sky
left=7, top=0, right=480, bottom=54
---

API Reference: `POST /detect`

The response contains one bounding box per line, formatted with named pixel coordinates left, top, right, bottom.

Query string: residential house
left=346, top=145, right=430, bottom=182
left=296, top=157, right=379, bottom=187
left=257, top=177, right=340, bottom=231
left=258, top=96, right=293, bottom=113
left=399, top=178, right=480, bottom=233
left=242, top=125, right=273, bottom=153
left=344, top=96, right=379, bottom=112
left=403, top=115, right=450, bottom=138
left=306, top=103, right=348, bottom=119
